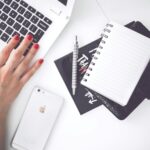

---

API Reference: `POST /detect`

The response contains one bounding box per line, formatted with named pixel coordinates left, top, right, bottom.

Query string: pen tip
left=72, top=88, right=76, bottom=95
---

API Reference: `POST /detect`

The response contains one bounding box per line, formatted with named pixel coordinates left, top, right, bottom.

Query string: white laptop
left=0, top=0, right=75, bottom=59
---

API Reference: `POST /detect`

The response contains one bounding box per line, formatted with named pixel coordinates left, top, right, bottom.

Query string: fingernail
left=38, top=59, right=44, bottom=64
left=14, top=34, right=20, bottom=41
left=27, top=34, right=33, bottom=41
left=34, top=43, right=39, bottom=50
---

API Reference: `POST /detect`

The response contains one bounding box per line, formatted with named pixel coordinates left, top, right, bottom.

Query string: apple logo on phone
left=39, top=105, right=46, bottom=113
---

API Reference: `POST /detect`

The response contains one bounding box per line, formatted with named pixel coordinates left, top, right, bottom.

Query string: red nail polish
left=39, top=59, right=44, bottom=64
left=27, top=34, right=33, bottom=40
left=34, top=43, right=39, bottom=49
left=14, top=34, right=20, bottom=41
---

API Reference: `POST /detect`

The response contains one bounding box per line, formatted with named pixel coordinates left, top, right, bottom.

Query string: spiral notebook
left=95, top=21, right=150, bottom=120
left=81, top=21, right=150, bottom=106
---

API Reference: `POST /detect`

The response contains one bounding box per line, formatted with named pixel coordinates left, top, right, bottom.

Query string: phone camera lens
left=37, top=89, right=40, bottom=92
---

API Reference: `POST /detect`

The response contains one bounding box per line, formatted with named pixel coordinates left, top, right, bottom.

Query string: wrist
left=0, top=113, right=7, bottom=123
left=0, top=108, right=9, bottom=123
left=0, top=101, right=10, bottom=121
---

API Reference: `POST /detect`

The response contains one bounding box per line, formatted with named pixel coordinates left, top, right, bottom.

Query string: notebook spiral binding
left=82, top=23, right=114, bottom=82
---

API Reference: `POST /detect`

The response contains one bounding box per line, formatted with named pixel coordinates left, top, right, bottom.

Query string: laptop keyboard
left=0, top=0, right=52, bottom=52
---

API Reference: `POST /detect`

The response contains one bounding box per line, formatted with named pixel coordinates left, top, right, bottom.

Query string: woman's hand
left=0, top=34, right=44, bottom=150
left=0, top=34, right=44, bottom=118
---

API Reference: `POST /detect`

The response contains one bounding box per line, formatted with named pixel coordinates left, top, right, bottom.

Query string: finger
left=5, top=34, right=33, bottom=71
left=14, top=43, right=39, bottom=78
left=20, top=59, right=44, bottom=85
left=0, top=34, right=20, bottom=67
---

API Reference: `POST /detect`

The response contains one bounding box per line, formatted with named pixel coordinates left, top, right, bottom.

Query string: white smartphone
left=12, top=86, right=64, bottom=150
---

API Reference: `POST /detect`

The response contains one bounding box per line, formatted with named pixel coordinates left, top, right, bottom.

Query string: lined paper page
left=81, top=21, right=150, bottom=106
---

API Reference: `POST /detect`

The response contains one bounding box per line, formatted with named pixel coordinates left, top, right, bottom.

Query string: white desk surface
left=7, top=0, right=150, bottom=150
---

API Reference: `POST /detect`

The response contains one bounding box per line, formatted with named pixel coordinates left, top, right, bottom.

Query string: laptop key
left=3, top=5, right=11, bottom=14
left=36, top=12, right=44, bottom=19
left=9, top=10, right=17, bottom=18
left=29, top=24, right=37, bottom=33
left=33, top=29, right=44, bottom=42
left=38, top=20, right=49, bottom=31
left=24, top=11, right=32, bottom=19
left=29, top=31, right=42, bottom=43
left=17, top=6, right=25, bottom=14
left=20, top=27, right=28, bottom=35
left=15, top=0, right=20, bottom=2
left=5, top=26, right=14, bottom=35
left=16, top=15, right=24, bottom=23
left=0, top=22, right=7, bottom=30
left=7, top=18, right=15, bottom=26
left=23, top=19, right=30, bottom=28
left=28, top=6, right=36, bottom=13
left=44, top=17, right=52, bottom=25
left=18, top=36, right=24, bottom=44
left=10, top=1, right=19, bottom=10
left=0, top=1, right=4, bottom=9
left=0, top=30, right=2, bottom=36
left=4, top=0, right=12, bottom=5
left=0, top=13, right=8, bottom=21
left=1, top=33, right=9, bottom=42
left=20, top=1, right=28, bottom=8
left=31, top=16, right=39, bottom=24
left=13, top=22, right=21, bottom=30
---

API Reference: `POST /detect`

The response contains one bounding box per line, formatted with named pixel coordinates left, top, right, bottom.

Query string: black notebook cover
left=55, top=21, right=150, bottom=117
